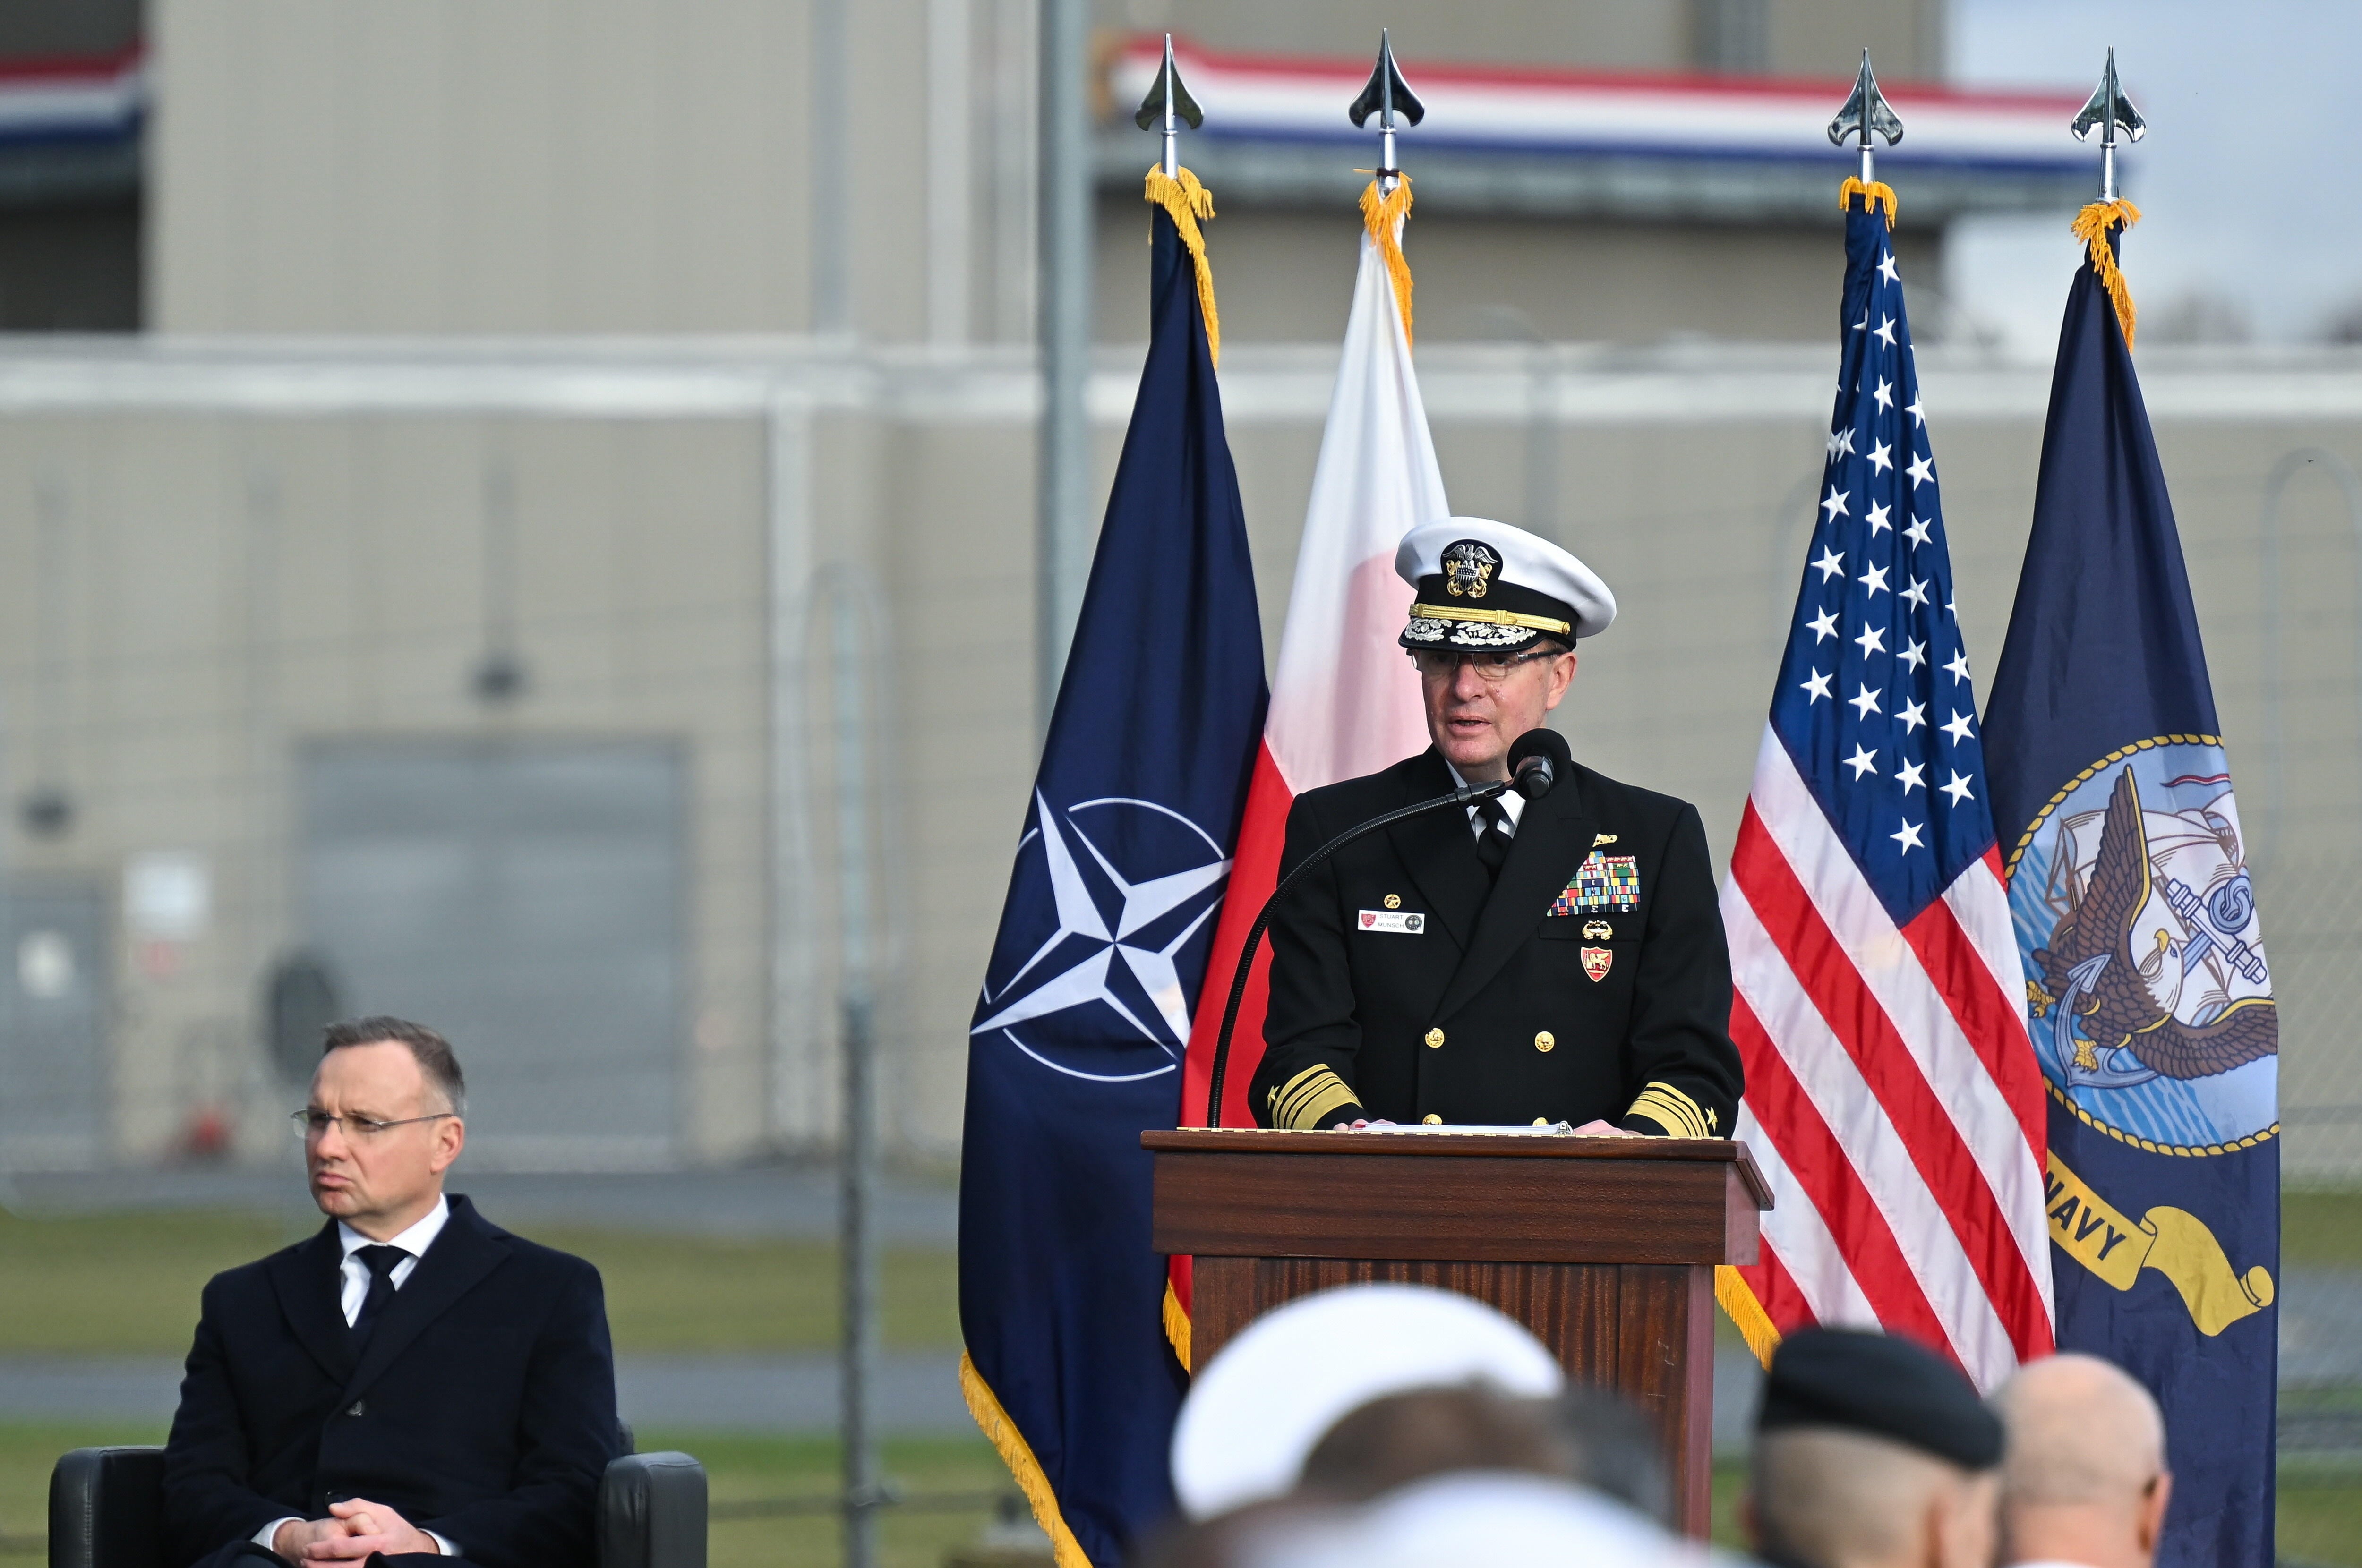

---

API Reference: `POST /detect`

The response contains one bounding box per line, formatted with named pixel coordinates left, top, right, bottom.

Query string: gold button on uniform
left=1424, top=1027, right=1445, bottom=1048
left=1534, top=1031, right=1556, bottom=1053
left=1384, top=894, right=1402, bottom=910
left=1422, top=1114, right=1442, bottom=1125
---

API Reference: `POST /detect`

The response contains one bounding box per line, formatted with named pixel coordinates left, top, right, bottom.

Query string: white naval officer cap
left=1395, top=516, right=1617, bottom=650
left=1168, top=1282, right=1564, bottom=1520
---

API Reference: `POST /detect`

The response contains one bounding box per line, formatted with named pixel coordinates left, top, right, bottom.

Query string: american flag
left=1718, top=195, right=2055, bottom=1389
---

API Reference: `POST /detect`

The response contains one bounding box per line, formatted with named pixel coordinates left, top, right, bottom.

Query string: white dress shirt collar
left=1444, top=759, right=1527, bottom=835
left=338, top=1192, right=451, bottom=1264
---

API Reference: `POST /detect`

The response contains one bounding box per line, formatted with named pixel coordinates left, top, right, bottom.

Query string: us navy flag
left=958, top=201, right=1266, bottom=1566
left=1985, top=213, right=2279, bottom=1568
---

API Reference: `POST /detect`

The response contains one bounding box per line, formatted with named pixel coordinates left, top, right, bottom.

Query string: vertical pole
left=832, top=577, right=883, bottom=1568
left=1036, top=0, right=1092, bottom=738
left=812, top=0, right=852, bottom=336
left=767, top=399, right=817, bottom=1148
left=927, top=0, right=972, bottom=345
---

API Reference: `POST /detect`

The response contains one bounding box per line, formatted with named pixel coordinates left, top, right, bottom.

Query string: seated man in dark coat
left=163, top=1017, right=621, bottom=1568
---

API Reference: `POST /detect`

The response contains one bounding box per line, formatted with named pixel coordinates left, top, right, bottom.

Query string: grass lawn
left=2283, top=1187, right=2362, bottom=1268
left=0, top=1208, right=961, bottom=1355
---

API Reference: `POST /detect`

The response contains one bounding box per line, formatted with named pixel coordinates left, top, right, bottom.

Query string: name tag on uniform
left=1358, top=909, right=1426, bottom=934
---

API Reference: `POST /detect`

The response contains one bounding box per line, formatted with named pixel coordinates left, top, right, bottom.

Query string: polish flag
left=1167, top=193, right=1448, bottom=1354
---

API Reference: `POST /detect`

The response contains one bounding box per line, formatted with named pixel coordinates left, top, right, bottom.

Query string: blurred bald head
left=1995, top=1355, right=2171, bottom=1568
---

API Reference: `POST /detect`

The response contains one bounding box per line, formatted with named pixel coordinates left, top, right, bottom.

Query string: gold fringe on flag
left=1144, top=165, right=1222, bottom=368
left=1716, top=1264, right=1782, bottom=1371
left=960, top=1351, right=1095, bottom=1568
left=1838, top=176, right=1898, bottom=230
left=1359, top=175, right=1416, bottom=345
left=2071, top=198, right=2142, bottom=350
left=1162, top=1278, right=1192, bottom=1372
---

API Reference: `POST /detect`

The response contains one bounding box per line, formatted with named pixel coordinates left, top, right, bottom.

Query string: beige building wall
left=149, top=0, right=1956, bottom=346
left=6, top=340, right=2361, bottom=1179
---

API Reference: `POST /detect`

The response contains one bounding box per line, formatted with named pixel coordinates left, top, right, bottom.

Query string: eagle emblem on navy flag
left=1440, top=539, right=1498, bottom=599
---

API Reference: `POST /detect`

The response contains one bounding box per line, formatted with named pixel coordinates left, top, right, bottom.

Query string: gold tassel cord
left=1162, top=1278, right=1192, bottom=1372
left=1359, top=176, right=1416, bottom=346
left=1837, top=176, right=1898, bottom=230
left=2071, top=198, right=2142, bottom=350
left=1143, top=165, right=1222, bottom=368
left=1716, top=1265, right=1782, bottom=1370
left=960, top=1352, right=1096, bottom=1568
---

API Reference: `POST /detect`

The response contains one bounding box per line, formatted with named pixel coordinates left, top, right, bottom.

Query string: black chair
left=48, top=1445, right=707, bottom=1568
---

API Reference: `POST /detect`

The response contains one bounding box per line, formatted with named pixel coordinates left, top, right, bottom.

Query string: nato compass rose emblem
left=971, top=792, right=1232, bottom=1082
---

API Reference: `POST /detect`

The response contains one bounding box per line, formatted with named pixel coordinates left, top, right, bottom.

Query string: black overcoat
left=1250, top=747, right=1742, bottom=1134
left=162, top=1193, right=620, bottom=1568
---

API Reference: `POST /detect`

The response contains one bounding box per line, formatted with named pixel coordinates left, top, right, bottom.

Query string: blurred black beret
left=1755, top=1327, right=2003, bottom=1470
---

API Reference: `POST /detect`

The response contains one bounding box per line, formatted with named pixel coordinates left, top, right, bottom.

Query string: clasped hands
left=274, top=1500, right=440, bottom=1560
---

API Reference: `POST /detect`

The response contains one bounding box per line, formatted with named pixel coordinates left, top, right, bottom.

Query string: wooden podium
left=1142, top=1128, right=1772, bottom=1535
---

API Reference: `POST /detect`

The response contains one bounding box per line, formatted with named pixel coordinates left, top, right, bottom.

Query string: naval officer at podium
left=1251, top=517, right=1743, bottom=1136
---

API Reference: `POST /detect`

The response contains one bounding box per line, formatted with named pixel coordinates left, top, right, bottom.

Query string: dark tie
left=1473, top=798, right=1513, bottom=880
left=349, top=1244, right=408, bottom=1355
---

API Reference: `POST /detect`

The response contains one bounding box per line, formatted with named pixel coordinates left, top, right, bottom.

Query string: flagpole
left=1036, top=0, right=1092, bottom=742
left=1827, top=49, right=1902, bottom=191
left=2071, top=47, right=2146, bottom=203
left=1350, top=30, right=1425, bottom=195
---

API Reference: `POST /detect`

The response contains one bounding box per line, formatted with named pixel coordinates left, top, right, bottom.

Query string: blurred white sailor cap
left=1394, top=517, right=1616, bottom=650
left=1169, top=1283, right=1565, bottom=1520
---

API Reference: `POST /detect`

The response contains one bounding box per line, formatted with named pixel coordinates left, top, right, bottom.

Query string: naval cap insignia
left=1441, top=540, right=1499, bottom=599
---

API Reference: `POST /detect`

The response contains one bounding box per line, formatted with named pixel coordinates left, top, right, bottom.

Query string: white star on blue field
left=1770, top=216, right=2003, bottom=927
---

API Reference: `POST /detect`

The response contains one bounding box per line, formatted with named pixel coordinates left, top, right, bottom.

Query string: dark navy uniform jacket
left=163, top=1193, right=619, bottom=1568
left=1250, top=747, right=1742, bottom=1135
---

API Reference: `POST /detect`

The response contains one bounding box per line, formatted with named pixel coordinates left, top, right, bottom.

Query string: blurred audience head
left=1297, top=1383, right=1571, bottom=1500
left=1746, top=1328, right=2003, bottom=1568
left=1139, top=1473, right=1690, bottom=1568
left=1546, top=1382, right=1675, bottom=1525
left=1994, top=1353, right=2171, bottom=1568
left=1170, top=1283, right=1562, bottom=1518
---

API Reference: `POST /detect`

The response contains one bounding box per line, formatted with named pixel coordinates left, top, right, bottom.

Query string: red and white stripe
left=1168, top=209, right=1446, bottom=1331
left=1723, top=728, right=2054, bottom=1389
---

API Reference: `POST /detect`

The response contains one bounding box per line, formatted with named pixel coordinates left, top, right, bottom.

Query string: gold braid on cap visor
left=1409, top=602, right=1573, bottom=635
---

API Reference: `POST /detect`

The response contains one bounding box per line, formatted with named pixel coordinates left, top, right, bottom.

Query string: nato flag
left=958, top=203, right=1266, bottom=1566
left=1985, top=216, right=2279, bottom=1568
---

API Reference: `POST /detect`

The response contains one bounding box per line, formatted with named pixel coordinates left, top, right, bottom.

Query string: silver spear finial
left=1349, top=29, right=1425, bottom=191
left=1133, top=33, right=1202, bottom=179
left=2071, top=47, right=2145, bottom=203
left=1827, top=49, right=1904, bottom=187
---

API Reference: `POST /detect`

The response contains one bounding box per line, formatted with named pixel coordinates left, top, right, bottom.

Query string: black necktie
left=349, top=1244, right=408, bottom=1354
left=1473, top=798, right=1513, bottom=880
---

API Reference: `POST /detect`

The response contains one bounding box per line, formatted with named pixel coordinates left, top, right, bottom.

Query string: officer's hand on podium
left=1345, top=1117, right=1398, bottom=1131
left=1571, top=1120, right=1643, bottom=1138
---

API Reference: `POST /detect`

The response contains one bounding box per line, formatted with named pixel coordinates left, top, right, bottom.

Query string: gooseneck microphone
left=1202, top=727, right=1566, bottom=1127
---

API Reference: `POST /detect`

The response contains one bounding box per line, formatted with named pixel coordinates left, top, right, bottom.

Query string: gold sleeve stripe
left=1627, top=1082, right=1714, bottom=1140
left=1269, top=1065, right=1363, bottom=1131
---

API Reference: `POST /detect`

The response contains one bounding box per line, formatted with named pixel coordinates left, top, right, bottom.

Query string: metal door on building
left=0, top=878, right=110, bottom=1169
left=299, top=738, right=685, bottom=1168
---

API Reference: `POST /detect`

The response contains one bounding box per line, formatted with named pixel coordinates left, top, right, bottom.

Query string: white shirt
left=1444, top=761, right=1527, bottom=839
left=336, top=1196, right=450, bottom=1324
left=255, top=1196, right=457, bottom=1557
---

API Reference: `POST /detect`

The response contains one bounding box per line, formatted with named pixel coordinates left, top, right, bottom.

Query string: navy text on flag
left=1985, top=216, right=2281, bottom=1568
